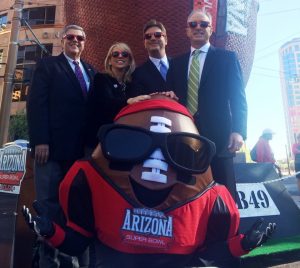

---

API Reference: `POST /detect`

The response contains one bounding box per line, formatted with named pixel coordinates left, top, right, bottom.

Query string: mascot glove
left=241, top=218, right=276, bottom=251
left=22, top=200, right=55, bottom=238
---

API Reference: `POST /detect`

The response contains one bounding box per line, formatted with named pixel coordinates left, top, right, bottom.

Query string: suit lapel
left=81, top=61, right=95, bottom=90
left=145, top=60, right=164, bottom=82
left=181, top=53, right=190, bottom=101
left=200, top=46, right=216, bottom=87
left=57, top=53, right=82, bottom=92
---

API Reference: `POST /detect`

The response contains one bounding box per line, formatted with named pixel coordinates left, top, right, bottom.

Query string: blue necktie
left=159, top=60, right=168, bottom=81
left=73, top=61, right=87, bottom=98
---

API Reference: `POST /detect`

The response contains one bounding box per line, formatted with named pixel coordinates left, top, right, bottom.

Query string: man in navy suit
left=27, top=24, right=96, bottom=267
left=132, top=19, right=170, bottom=95
left=167, top=10, right=247, bottom=199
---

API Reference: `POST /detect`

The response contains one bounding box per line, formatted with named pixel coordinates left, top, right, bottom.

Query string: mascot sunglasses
left=97, top=124, right=216, bottom=174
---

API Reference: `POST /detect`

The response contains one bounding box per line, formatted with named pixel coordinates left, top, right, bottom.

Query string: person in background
left=292, top=133, right=300, bottom=191
left=167, top=10, right=247, bottom=200
left=85, top=42, right=150, bottom=151
left=131, top=19, right=170, bottom=95
left=254, top=128, right=276, bottom=163
left=27, top=24, right=96, bottom=267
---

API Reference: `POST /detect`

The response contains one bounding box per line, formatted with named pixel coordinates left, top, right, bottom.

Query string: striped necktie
left=187, top=50, right=201, bottom=114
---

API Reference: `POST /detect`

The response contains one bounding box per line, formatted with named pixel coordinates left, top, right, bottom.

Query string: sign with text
left=235, top=163, right=300, bottom=238
left=237, top=183, right=280, bottom=218
left=0, top=144, right=27, bottom=194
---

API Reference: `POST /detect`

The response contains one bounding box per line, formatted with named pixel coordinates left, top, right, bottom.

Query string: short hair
left=187, top=9, right=212, bottom=24
left=143, top=19, right=167, bottom=35
left=62, top=24, right=86, bottom=39
left=104, top=42, right=136, bottom=83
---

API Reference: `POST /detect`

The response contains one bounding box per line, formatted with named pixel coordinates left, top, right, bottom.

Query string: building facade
left=0, top=0, right=65, bottom=115
left=279, top=38, right=300, bottom=153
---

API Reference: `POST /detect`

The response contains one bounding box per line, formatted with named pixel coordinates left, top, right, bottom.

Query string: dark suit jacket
left=131, top=59, right=170, bottom=95
left=167, top=46, right=247, bottom=157
left=27, top=53, right=96, bottom=161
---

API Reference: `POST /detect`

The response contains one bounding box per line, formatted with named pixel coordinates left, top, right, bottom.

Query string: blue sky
left=246, top=0, right=300, bottom=159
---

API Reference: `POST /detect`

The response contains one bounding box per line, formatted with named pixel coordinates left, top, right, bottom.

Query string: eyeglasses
left=63, top=34, right=85, bottom=42
left=98, top=124, right=216, bottom=174
left=111, top=51, right=130, bottom=58
left=188, top=21, right=211, bottom=29
left=144, top=32, right=165, bottom=40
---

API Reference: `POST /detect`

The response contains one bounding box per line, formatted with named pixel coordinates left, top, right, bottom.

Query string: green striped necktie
left=187, top=49, right=201, bottom=115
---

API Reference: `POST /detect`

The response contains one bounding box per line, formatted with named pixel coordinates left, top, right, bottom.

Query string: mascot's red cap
left=114, top=99, right=193, bottom=121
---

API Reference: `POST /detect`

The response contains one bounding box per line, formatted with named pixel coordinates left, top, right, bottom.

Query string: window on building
left=0, top=13, right=8, bottom=27
left=13, top=44, right=53, bottom=102
left=22, top=6, right=55, bottom=26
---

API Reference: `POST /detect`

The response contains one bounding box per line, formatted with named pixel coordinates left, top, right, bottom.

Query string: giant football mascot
left=23, top=96, right=275, bottom=268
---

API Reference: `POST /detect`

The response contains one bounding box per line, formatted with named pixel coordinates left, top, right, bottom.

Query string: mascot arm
left=50, top=161, right=96, bottom=255
left=47, top=224, right=92, bottom=256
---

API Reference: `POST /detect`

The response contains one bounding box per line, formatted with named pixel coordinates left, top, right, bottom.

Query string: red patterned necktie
left=73, top=60, right=87, bottom=98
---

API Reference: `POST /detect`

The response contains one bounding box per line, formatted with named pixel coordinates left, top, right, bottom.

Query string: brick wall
left=64, top=0, right=258, bottom=84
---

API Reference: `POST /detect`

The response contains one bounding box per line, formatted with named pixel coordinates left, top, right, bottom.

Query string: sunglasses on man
left=98, top=124, right=216, bottom=174
left=144, top=32, right=165, bottom=40
left=188, top=21, right=211, bottom=29
left=111, top=51, right=130, bottom=58
left=63, top=34, right=85, bottom=42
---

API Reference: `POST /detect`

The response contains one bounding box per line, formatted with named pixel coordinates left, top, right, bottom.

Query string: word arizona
left=121, top=209, right=173, bottom=237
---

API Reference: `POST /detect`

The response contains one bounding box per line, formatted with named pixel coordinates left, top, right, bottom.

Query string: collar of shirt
left=149, top=55, right=169, bottom=71
left=63, top=53, right=90, bottom=89
left=190, top=42, right=210, bottom=56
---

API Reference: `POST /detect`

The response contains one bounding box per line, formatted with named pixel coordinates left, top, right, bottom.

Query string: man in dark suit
left=167, top=10, right=247, bottom=199
left=27, top=24, right=96, bottom=267
left=132, top=19, right=170, bottom=95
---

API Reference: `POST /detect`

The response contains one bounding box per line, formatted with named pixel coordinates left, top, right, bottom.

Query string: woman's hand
left=150, top=91, right=179, bottom=101
left=127, top=95, right=151, bottom=104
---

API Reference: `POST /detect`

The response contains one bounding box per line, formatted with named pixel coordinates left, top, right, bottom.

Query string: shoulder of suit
left=133, top=60, right=153, bottom=74
left=94, top=72, right=108, bottom=81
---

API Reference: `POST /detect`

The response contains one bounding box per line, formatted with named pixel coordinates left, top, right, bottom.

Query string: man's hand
left=241, top=218, right=276, bottom=251
left=35, top=144, right=49, bottom=164
left=22, top=201, right=54, bottom=238
left=228, top=132, right=244, bottom=153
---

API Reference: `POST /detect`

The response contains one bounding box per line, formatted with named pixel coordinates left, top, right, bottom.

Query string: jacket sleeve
left=227, top=51, right=247, bottom=140
left=27, top=58, right=51, bottom=147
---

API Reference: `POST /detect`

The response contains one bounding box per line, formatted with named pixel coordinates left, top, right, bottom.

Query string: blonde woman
left=85, top=42, right=150, bottom=149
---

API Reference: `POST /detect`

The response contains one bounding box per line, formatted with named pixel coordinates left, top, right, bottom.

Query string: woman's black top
left=85, top=72, right=134, bottom=148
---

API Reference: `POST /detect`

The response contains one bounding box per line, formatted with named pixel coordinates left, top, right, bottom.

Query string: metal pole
left=0, top=0, right=24, bottom=146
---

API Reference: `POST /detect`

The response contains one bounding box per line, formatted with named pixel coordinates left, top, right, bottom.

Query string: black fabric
left=58, top=227, right=92, bottom=256
left=131, top=59, right=170, bottom=95
left=92, top=240, right=194, bottom=268
left=85, top=73, right=134, bottom=148
left=67, top=169, right=94, bottom=232
left=27, top=53, right=97, bottom=160
left=205, top=195, right=231, bottom=244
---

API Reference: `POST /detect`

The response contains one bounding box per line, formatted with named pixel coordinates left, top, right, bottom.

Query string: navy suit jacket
left=27, top=53, right=96, bottom=161
left=167, top=46, right=247, bottom=157
left=131, top=59, right=170, bottom=95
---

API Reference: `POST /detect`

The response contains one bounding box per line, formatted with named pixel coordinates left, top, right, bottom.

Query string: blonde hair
left=104, top=42, right=135, bottom=83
